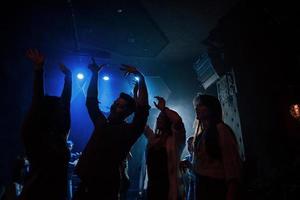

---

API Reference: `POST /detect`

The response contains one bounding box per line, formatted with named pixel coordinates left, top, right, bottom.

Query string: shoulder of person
left=216, top=122, right=233, bottom=137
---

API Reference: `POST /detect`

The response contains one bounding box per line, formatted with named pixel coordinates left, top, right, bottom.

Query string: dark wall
left=205, top=0, right=300, bottom=195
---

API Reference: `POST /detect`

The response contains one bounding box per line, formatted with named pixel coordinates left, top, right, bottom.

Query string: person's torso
left=76, top=122, right=138, bottom=180
left=193, top=126, right=225, bottom=179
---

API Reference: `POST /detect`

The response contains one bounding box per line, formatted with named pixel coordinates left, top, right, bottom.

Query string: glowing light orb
left=77, top=73, right=84, bottom=80
left=103, top=76, right=110, bottom=81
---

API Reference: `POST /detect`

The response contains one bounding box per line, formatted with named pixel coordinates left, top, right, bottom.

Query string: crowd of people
left=1, top=49, right=242, bottom=200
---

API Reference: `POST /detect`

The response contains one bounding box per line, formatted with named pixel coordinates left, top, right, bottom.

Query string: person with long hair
left=144, top=96, right=186, bottom=200
left=183, top=94, right=241, bottom=200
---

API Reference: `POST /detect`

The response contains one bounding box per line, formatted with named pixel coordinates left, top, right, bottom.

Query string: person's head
left=187, top=136, right=194, bottom=154
left=40, top=96, right=70, bottom=135
left=193, top=94, right=222, bottom=123
left=108, top=93, right=136, bottom=122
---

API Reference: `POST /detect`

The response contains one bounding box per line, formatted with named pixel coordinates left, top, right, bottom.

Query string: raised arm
left=154, top=96, right=183, bottom=126
left=26, top=49, right=45, bottom=105
left=86, top=58, right=106, bottom=125
left=121, top=64, right=148, bottom=107
left=120, top=65, right=150, bottom=143
left=153, top=97, right=186, bottom=200
left=154, top=96, right=186, bottom=149
left=59, top=63, right=72, bottom=106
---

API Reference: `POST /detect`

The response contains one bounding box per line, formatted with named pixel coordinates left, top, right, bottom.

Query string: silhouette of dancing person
left=144, top=96, right=186, bottom=200
left=74, top=59, right=149, bottom=200
left=19, top=49, right=72, bottom=200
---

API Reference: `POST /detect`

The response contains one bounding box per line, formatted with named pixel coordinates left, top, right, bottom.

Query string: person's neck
left=108, top=116, right=123, bottom=124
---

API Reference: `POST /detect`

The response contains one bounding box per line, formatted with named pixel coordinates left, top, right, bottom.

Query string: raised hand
left=26, top=49, right=45, bottom=70
left=121, top=64, right=148, bottom=106
left=88, top=57, right=104, bottom=73
left=154, top=96, right=166, bottom=111
left=120, top=64, right=141, bottom=77
left=59, top=63, right=71, bottom=75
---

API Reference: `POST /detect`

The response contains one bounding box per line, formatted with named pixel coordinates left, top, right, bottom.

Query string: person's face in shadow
left=195, top=102, right=210, bottom=121
left=109, top=97, right=130, bottom=122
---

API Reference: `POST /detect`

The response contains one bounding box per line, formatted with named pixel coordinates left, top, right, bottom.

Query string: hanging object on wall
left=217, top=69, right=246, bottom=161
left=193, top=52, right=220, bottom=89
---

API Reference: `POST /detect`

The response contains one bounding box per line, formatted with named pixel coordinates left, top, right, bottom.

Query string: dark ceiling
left=22, top=0, right=239, bottom=61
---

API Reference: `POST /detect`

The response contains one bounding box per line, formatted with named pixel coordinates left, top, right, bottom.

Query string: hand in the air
left=26, top=49, right=45, bottom=70
left=88, top=57, right=105, bottom=73
left=154, top=96, right=166, bottom=111
left=120, top=64, right=141, bottom=76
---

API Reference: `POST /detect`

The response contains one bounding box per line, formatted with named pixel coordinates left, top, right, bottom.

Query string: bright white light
left=135, top=76, right=140, bottom=81
left=77, top=73, right=84, bottom=80
left=103, top=76, right=110, bottom=81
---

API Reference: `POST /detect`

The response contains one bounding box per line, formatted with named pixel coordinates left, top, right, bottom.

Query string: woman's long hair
left=193, top=94, right=223, bottom=160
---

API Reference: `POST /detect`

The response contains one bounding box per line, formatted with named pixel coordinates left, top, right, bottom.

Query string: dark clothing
left=20, top=70, right=71, bottom=200
left=195, top=174, right=226, bottom=200
left=75, top=97, right=149, bottom=200
left=144, top=108, right=186, bottom=200
left=119, top=158, right=130, bottom=200
left=67, top=152, right=81, bottom=200
left=183, top=154, right=195, bottom=200
left=146, top=145, right=169, bottom=200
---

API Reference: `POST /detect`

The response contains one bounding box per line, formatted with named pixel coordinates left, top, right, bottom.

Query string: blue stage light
left=135, top=76, right=140, bottom=81
left=77, top=73, right=84, bottom=80
left=103, top=76, right=110, bottom=81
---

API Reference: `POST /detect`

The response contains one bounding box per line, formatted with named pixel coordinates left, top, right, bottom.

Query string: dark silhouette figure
left=1, top=156, right=29, bottom=200
left=144, top=97, right=186, bottom=200
left=19, top=49, right=72, bottom=200
left=119, top=152, right=132, bottom=200
left=67, top=140, right=81, bottom=200
left=74, top=59, right=149, bottom=200
left=180, top=136, right=195, bottom=200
